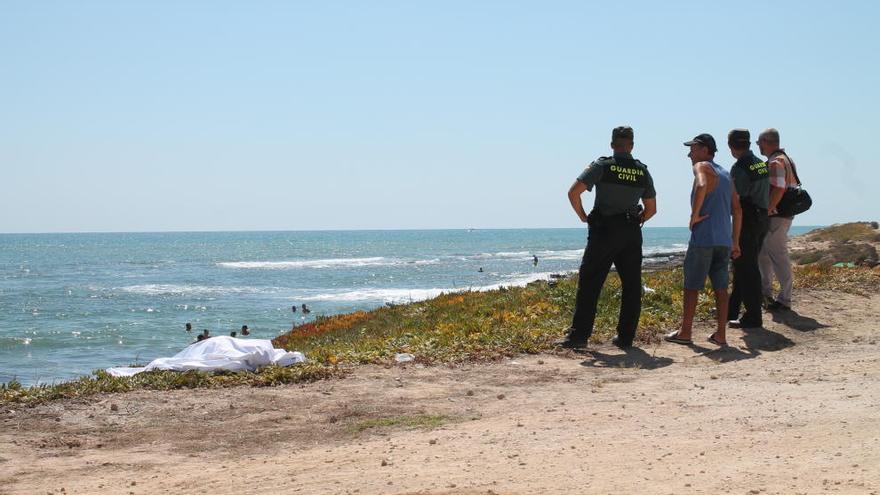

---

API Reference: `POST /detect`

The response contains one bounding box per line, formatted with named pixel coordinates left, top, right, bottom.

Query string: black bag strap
left=774, top=150, right=802, bottom=186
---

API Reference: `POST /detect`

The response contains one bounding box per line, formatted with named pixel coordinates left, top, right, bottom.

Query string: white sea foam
left=644, top=244, right=688, bottom=255
left=218, top=257, right=386, bottom=269
left=470, top=251, right=530, bottom=260
left=474, top=271, right=577, bottom=291
left=532, top=246, right=685, bottom=261
left=408, top=258, right=441, bottom=265
left=121, top=284, right=280, bottom=296
left=300, top=288, right=449, bottom=303
left=218, top=246, right=681, bottom=271
left=533, top=249, right=583, bottom=260
left=493, top=250, right=533, bottom=258
left=468, top=249, right=582, bottom=261
left=217, top=256, right=440, bottom=270
left=298, top=271, right=576, bottom=304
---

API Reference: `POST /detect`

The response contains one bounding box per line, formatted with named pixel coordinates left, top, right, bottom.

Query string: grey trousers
left=759, top=216, right=793, bottom=306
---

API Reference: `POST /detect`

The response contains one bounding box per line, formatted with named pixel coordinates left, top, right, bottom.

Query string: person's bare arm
left=690, top=162, right=712, bottom=229
left=767, top=157, right=786, bottom=215
left=568, top=180, right=589, bottom=223
left=768, top=185, right=785, bottom=215
left=641, top=197, right=657, bottom=224
left=730, top=184, right=742, bottom=260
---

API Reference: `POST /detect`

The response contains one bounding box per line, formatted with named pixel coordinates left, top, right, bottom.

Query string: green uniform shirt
left=577, top=152, right=656, bottom=216
left=730, top=150, right=769, bottom=209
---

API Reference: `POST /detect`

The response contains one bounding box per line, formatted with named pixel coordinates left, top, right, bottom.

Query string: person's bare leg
left=679, top=289, right=699, bottom=340
left=712, top=288, right=729, bottom=344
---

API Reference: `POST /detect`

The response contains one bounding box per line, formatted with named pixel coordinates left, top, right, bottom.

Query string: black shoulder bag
left=774, top=151, right=812, bottom=217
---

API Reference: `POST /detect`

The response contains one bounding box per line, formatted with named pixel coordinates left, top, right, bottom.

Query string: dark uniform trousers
left=570, top=218, right=643, bottom=345
left=728, top=204, right=769, bottom=325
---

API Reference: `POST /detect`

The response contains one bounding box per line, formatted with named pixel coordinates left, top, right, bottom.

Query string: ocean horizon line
left=0, top=225, right=825, bottom=236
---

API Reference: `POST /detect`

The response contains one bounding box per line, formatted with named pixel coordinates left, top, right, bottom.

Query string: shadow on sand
left=740, top=326, right=796, bottom=353
left=571, top=322, right=801, bottom=370
left=688, top=341, right=756, bottom=363
left=770, top=308, right=831, bottom=332
left=579, top=346, right=674, bottom=370
left=682, top=326, right=797, bottom=363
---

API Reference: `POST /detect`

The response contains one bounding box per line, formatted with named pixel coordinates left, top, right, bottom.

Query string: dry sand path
left=2, top=289, right=878, bottom=495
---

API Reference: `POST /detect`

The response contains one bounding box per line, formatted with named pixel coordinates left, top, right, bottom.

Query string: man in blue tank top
left=557, top=126, right=657, bottom=350
left=665, top=134, right=742, bottom=347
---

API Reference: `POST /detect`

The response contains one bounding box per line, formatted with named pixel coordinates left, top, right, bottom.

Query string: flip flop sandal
left=664, top=331, right=692, bottom=345
left=707, top=334, right=728, bottom=347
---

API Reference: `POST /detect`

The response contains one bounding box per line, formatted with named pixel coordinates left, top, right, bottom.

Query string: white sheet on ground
left=106, top=336, right=306, bottom=377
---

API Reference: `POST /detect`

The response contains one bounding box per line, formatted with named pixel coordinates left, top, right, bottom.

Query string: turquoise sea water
left=0, top=227, right=816, bottom=385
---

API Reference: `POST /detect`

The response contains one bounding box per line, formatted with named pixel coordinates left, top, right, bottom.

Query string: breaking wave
left=298, top=271, right=575, bottom=304
left=120, top=284, right=281, bottom=296
left=218, top=257, right=440, bottom=270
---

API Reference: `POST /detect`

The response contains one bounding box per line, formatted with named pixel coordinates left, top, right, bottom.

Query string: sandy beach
left=2, top=284, right=878, bottom=494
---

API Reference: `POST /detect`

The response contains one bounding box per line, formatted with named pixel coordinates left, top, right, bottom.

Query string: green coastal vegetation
left=2, top=223, right=878, bottom=407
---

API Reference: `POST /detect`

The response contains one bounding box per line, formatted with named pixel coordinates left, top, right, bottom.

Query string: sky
left=1, top=1, right=878, bottom=233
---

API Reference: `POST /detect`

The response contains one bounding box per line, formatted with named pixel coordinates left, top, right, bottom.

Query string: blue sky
left=1, top=1, right=877, bottom=232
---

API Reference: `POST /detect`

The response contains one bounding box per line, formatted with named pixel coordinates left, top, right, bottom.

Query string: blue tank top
left=690, top=161, right=732, bottom=247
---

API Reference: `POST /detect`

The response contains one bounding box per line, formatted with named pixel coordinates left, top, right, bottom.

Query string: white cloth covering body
left=107, top=336, right=305, bottom=377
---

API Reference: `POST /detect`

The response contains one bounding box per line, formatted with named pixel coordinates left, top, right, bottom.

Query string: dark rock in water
left=643, top=251, right=685, bottom=271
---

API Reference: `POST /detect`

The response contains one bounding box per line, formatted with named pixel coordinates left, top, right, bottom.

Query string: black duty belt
left=741, top=202, right=768, bottom=216
left=587, top=210, right=640, bottom=228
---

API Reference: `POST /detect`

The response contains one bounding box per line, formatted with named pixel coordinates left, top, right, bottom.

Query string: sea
left=0, top=227, right=816, bottom=386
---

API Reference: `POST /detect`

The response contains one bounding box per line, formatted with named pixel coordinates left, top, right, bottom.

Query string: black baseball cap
left=684, top=133, right=717, bottom=153
left=612, top=126, right=634, bottom=141
left=728, top=128, right=750, bottom=144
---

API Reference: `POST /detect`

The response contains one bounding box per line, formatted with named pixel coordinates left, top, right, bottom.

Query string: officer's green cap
left=612, top=126, right=634, bottom=140
left=728, top=128, right=750, bottom=144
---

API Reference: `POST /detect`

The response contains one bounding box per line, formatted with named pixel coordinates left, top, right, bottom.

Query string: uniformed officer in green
left=557, top=126, right=657, bottom=349
left=726, top=128, right=770, bottom=328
